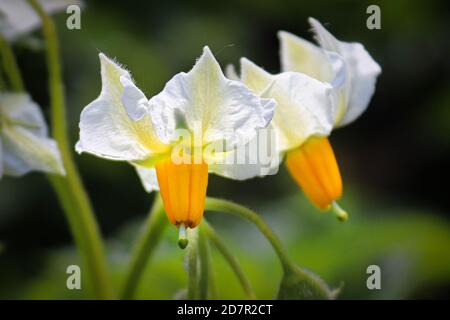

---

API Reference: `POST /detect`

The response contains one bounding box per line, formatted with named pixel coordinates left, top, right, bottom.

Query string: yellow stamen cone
left=285, top=137, right=346, bottom=218
left=155, top=158, right=208, bottom=229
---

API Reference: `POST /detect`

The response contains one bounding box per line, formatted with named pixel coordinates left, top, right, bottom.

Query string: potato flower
left=0, top=92, right=65, bottom=178
left=229, top=18, right=381, bottom=219
left=231, top=58, right=342, bottom=215
left=76, top=47, right=276, bottom=244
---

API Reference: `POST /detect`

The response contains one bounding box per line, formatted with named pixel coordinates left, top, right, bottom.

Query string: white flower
left=0, top=0, right=83, bottom=41
left=227, top=18, right=381, bottom=218
left=77, top=46, right=276, bottom=228
left=0, top=92, right=65, bottom=178
left=279, top=17, right=381, bottom=127
left=226, top=56, right=343, bottom=217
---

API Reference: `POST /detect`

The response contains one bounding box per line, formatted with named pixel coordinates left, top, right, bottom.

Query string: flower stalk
left=199, top=225, right=219, bottom=299
left=205, top=197, right=334, bottom=299
left=120, top=195, right=167, bottom=299
left=198, top=228, right=210, bottom=299
left=0, top=34, right=24, bottom=91
left=119, top=196, right=330, bottom=300
left=201, top=220, right=256, bottom=299
left=187, top=227, right=199, bottom=300
left=205, top=197, right=296, bottom=272
left=27, top=0, right=112, bottom=299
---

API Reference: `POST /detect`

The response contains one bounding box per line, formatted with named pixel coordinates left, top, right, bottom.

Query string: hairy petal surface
left=76, top=53, right=168, bottom=161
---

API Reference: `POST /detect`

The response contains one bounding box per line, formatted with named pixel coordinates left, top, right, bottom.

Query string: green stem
left=0, top=34, right=24, bottom=91
left=206, top=240, right=219, bottom=300
left=202, top=221, right=256, bottom=299
left=120, top=195, right=167, bottom=299
left=0, top=69, right=5, bottom=90
left=198, top=226, right=209, bottom=299
left=205, top=197, right=296, bottom=273
left=187, top=227, right=199, bottom=300
left=27, top=0, right=112, bottom=299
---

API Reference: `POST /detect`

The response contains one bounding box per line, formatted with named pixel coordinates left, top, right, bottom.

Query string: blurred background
left=0, top=0, right=449, bottom=299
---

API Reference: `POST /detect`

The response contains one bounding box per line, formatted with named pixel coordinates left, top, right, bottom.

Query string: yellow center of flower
left=285, top=137, right=347, bottom=220
left=155, top=157, right=209, bottom=229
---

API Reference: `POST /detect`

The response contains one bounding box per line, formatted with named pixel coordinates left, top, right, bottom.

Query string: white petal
left=308, top=17, right=381, bottom=126
left=240, top=58, right=273, bottom=94
left=308, top=18, right=340, bottom=52
left=240, top=58, right=334, bottom=153
left=0, top=92, right=65, bottom=176
left=77, top=53, right=168, bottom=161
left=278, top=30, right=335, bottom=83
left=0, top=0, right=83, bottom=41
left=334, top=41, right=381, bottom=126
left=1, top=123, right=65, bottom=176
left=225, top=64, right=240, bottom=80
left=208, top=127, right=281, bottom=180
left=133, top=165, right=159, bottom=193
left=148, top=46, right=276, bottom=151
left=326, top=51, right=346, bottom=89
left=120, top=76, right=149, bottom=121
left=0, top=93, right=46, bottom=136
left=278, top=30, right=347, bottom=123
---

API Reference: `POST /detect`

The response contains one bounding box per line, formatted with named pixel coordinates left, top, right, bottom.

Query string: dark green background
left=0, top=0, right=449, bottom=299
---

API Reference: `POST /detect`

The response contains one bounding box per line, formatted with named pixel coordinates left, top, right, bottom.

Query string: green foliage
left=2, top=193, right=449, bottom=299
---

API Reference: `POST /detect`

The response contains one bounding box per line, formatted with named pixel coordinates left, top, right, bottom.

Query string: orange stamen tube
left=155, top=157, right=209, bottom=248
left=285, top=137, right=347, bottom=221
